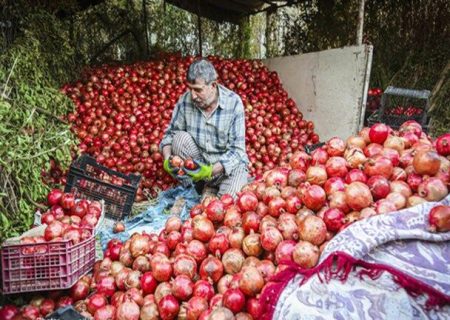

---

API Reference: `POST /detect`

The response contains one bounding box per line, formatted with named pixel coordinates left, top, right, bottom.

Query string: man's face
left=187, top=78, right=217, bottom=109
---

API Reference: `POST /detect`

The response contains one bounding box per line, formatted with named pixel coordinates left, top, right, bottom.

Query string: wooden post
left=197, top=14, right=203, bottom=57
left=356, top=0, right=365, bottom=45
left=265, top=10, right=271, bottom=57
left=142, top=0, right=149, bottom=57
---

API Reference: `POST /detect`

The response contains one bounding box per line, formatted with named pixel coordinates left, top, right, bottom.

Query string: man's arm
left=218, top=100, right=247, bottom=175
left=159, top=96, right=187, bottom=158
left=162, top=145, right=172, bottom=160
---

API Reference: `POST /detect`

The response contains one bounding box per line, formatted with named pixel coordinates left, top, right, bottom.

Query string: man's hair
left=187, top=59, right=218, bottom=84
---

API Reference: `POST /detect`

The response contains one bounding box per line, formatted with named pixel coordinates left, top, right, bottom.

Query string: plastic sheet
left=97, top=185, right=200, bottom=250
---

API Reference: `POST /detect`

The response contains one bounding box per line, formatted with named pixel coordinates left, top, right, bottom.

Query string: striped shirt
left=160, top=84, right=249, bottom=175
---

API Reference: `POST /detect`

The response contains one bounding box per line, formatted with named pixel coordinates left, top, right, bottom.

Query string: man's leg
left=171, top=131, right=203, bottom=160
left=213, top=164, right=249, bottom=199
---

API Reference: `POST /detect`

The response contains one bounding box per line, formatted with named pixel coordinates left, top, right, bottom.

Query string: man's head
left=187, top=59, right=218, bottom=109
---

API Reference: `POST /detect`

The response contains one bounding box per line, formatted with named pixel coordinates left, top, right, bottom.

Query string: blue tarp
left=97, top=186, right=200, bottom=250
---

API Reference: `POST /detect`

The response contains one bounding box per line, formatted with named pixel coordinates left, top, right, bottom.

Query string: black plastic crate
left=64, top=154, right=141, bottom=221
left=377, top=86, right=430, bottom=130
left=45, top=306, right=89, bottom=320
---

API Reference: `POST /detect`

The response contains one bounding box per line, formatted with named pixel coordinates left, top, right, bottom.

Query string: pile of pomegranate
left=61, top=55, right=319, bottom=200
left=18, top=190, right=103, bottom=250
left=3, top=121, right=450, bottom=320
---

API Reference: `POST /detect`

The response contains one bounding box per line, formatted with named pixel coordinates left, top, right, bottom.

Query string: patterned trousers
left=171, top=131, right=248, bottom=199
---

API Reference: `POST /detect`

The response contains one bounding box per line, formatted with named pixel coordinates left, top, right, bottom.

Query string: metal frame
left=165, top=0, right=303, bottom=23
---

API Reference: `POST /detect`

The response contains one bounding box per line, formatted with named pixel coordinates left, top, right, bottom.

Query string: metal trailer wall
left=264, top=45, right=373, bottom=141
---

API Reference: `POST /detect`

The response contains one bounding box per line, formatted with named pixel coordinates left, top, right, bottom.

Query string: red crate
left=1, top=226, right=95, bottom=294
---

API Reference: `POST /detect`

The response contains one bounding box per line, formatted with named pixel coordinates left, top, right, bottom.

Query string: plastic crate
left=1, top=226, right=95, bottom=294
left=377, top=86, right=430, bottom=130
left=64, top=154, right=141, bottom=221
left=367, top=110, right=429, bottom=133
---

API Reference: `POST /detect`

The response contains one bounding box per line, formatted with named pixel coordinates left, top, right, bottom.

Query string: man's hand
left=184, top=160, right=213, bottom=182
left=163, top=159, right=178, bottom=177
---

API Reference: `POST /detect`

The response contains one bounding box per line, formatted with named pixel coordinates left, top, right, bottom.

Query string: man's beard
left=193, top=93, right=215, bottom=110
left=193, top=99, right=207, bottom=109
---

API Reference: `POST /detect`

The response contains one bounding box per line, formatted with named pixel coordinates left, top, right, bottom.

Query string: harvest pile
left=9, top=192, right=103, bottom=272
left=61, top=55, right=319, bottom=200
left=3, top=121, right=449, bottom=320
left=385, top=105, right=423, bottom=116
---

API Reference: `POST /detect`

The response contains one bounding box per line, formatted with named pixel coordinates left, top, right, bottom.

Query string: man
left=159, top=59, right=249, bottom=198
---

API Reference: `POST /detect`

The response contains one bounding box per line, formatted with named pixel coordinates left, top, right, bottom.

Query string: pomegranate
left=301, top=184, right=326, bottom=211
left=326, top=137, right=346, bottom=156
left=228, top=227, right=245, bottom=249
left=374, top=199, right=397, bottom=214
left=199, top=255, right=224, bottom=283
left=246, top=298, right=262, bottom=319
left=369, top=123, right=389, bottom=144
left=418, top=178, right=448, bottom=201
left=239, top=266, right=264, bottom=296
left=428, top=205, right=450, bottom=232
left=184, top=296, right=208, bottom=320
left=275, top=240, right=296, bottom=264
left=367, top=175, right=391, bottom=200
left=166, top=216, right=182, bottom=232
left=345, top=182, right=373, bottom=211
left=158, top=295, right=180, bottom=320
left=209, top=233, right=230, bottom=257
left=323, top=208, right=345, bottom=232
left=285, top=194, right=302, bottom=213
left=222, top=248, right=245, bottom=274
left=325, top=156, right=348, bottom=178
left=205, top=199, right=225, bottom=222
left=172, top=275, right=194, bottom=301
left=261, top=226, right=283, bottom=251
left=311, top=147, right=329, bottom=165
left=364, top=156, right=394, bottom=179
left=413, top=150, right=441, bottom=176
left=323, top=177, right=346, bottom=195
left=328, top=191, right=350, bottom=213
left=384, top=135, right=405, bottom=152
left=292, top=241, right=320, bottom=269
left=306, top=165, right=328, bottom=186
left=224, top=206, right=242, bottom=228
left=298, top=215, right=327, bottom=245
left=194, top=279, right=214, bottom=301
left=141, top=272, right=158, bottom=295
left=435, top=133, right=450, bottom=156
left=242, top=211, right=261, bottom=234
left=386, top=192, right=407, bottom=210
left=87, top=293, right=107, bottom=315
left=94, top=305, right=116, bottom=320
left=268, top=197, right=286, bottom=217
left=265, top=168, right=289, bottom=187
left=192, top=216, right=214, bottom=242
left=237, top=191, right=258, bottom=212
left=130, top=234, right=150, bottom=258
left=70, top=279, right=90, bottom=301
left=222, top=288, right=246, bottom=313
left=288, top=168, right=306, bottom=187
left=242, top=232, right=263, bottom=257
left=140, top=302, right=159, bottom=320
